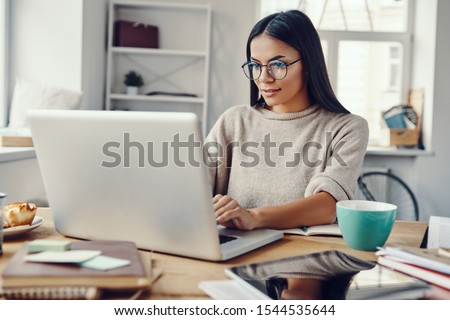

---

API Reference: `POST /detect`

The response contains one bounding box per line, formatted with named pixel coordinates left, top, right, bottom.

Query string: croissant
left=3, top=202, right=37, bottom=228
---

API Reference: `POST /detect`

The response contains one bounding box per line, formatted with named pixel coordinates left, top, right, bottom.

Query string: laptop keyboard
left=219, top=234, right=238, bottom=244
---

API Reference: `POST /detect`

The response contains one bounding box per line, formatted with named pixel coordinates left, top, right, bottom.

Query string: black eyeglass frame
left=241, top=58, right=302, bottom=80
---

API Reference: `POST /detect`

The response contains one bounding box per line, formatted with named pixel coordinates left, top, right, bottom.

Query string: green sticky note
left=80, top=255, right=130, bottom=271
left=28, top=240, right=71, bottom=253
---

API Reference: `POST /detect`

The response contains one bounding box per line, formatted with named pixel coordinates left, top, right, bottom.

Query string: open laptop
left=28, top=110, right=283, bottom=261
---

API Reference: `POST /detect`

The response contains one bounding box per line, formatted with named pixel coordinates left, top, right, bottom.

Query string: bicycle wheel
left=356, top=171, right=419, bottom=221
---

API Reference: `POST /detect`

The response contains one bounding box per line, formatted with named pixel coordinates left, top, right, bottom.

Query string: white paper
left=427, top=216, right=450, bottom=249
left=199, top=280, right=264, bottom=300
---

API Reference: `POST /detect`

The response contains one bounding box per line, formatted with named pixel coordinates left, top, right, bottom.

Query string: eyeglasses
left=241, top=58, right=302, bottom=80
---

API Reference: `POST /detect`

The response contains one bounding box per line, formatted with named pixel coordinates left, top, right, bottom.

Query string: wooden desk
left=1, top=208, right=428, bottom=299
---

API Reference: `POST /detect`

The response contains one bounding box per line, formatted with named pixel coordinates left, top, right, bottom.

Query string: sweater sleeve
left=204, top=113, right=232, bottom=196
left=305, top=115, right=369, bottom=201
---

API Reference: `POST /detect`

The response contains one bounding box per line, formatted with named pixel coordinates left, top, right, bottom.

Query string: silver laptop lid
left=29, top=110, right=224, bottom=260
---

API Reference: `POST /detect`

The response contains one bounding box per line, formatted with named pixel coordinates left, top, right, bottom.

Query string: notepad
left=2, top=240, right=151, bottom=290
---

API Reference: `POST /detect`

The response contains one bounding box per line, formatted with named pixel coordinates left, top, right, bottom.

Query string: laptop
left=28, top=110, right=283, bottom=261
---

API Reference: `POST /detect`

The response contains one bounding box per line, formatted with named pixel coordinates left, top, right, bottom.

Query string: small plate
left=2, top=216, right=44, bottom=239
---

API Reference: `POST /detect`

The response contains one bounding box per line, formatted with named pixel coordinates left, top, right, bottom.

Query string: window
left=387, top=44, right=402, bottom=90
left=259, top=0, right=413, bottom=146
left=0, top=0, right=8, bottom=127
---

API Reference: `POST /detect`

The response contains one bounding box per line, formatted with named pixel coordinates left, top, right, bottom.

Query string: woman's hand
left=213, top=194, right=259, bottom=230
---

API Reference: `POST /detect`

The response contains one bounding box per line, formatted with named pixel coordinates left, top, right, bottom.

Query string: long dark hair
left=246, top=10, right=349, bottom=114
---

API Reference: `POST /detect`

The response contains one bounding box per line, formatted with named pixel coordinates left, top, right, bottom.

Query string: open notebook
left=283, top=223, right=341, bottom=236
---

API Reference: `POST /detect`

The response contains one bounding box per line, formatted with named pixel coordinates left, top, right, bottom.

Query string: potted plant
left=124, top=70, right=144, bottom=95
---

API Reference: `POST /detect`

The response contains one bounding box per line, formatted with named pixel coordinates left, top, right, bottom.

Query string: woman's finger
left=216, top=207, right=243, bottom=224
left=213, top=195, right=233, bottom=211
left=212, top=194, right=223, bottom=204
left=214, top=199, right=238, bottom=218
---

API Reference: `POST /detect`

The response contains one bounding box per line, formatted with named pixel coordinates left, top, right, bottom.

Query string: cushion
left=8, top=79, right=83, bottom=127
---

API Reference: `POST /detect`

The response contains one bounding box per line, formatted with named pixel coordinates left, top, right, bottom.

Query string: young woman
left=205, top=10, right=368, bottom=230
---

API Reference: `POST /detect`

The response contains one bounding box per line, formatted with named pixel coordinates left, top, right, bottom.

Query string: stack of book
left=0, top=240, right=159, bottom=299
left=0, top=127, right=33, bottom=147
left=382, top=104, right=417, bottom=129
left=376, top=246, right=450, bottom=291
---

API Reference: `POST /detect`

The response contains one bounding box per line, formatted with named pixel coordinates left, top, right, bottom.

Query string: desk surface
left=1, top=208, right=428, bottom=299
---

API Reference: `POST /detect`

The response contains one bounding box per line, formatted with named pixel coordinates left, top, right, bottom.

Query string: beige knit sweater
left=205, top=105, right=369, bottom=209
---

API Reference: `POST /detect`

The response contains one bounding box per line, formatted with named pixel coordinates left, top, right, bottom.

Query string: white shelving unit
left=106, top=0, right=211, bottom=133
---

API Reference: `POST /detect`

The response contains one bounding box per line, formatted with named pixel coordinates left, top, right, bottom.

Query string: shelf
left=106, top=0, right=211, bottom=133
left=111, top=0, right=209, bottom=12
left=109, top=93, right=205, bottom=104
left=0, top=147, right=36, bottom=163
left=111, top=47, right=207, bottom=57
left=366, top=146, right=434, bottom=157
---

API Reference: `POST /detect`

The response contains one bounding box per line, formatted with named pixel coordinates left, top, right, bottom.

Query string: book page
left=306, top=224, right=341, bottom=236
left=379, top=246, right=450, bottom=275
left=283, top=224, right=341, bottom=236
left=427, top=216, right=450, bottom=249
left=282, top=227, right=307, bottom=236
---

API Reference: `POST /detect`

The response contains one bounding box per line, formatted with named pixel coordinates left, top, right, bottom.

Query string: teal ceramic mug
left=336, top=200, right=397, bottom=251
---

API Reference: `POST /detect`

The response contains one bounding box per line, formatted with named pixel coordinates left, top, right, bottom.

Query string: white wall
left=9, top=0, right=107, bottom=111
left=11, top=0, right=83, bottom=90
left=411, top=0, right=437, bottom=150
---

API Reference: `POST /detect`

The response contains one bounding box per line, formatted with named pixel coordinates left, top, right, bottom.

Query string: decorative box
left=114, top=20, right=159, bottom=48
left=389, top=89, right=424, bottom=147
left=389, top=129, right=419, bottom=146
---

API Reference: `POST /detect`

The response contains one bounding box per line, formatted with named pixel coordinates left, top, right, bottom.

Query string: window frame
left=386, top=44, right=402, bottom=91
left=319, top=17, right=414, bottom=108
